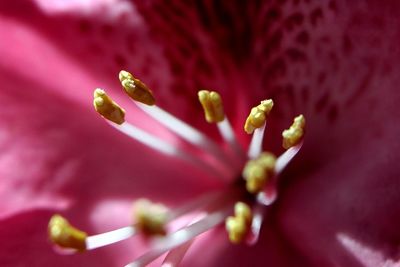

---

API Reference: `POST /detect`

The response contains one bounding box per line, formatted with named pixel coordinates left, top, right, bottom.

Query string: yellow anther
left=234, top=202, right=252, bottom=223
left=225, top=202, right=252, bottom=244
left=93, top=88, right=125, bottom=124
left=48, top=214, right=87, bottom=252
left=282, top=114, right=306, bottom=149
left=119, top=70, right=155, bottom=106
left=198, top=90, right=225, bottom=123
left=244, top=99, right=274, bottom=134
left=242, top=152, right=276, bottom=194
left=132, top=199, right=168, bottom=236
left=225, top=216, right=247, bottom=244
left=242, top=161, right=265, bottom=193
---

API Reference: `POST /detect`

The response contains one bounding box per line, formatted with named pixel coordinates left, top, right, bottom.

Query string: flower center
left=48, top=70, right=305, bottom=266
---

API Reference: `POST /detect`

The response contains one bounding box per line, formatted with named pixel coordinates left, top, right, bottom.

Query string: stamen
left=282, top=114, right=305, bottom=149
left=244, top=99, right=273, bottom=134
left=132, top=199, right=168, bottom=236
left=198, top=90, right=224, bottom=123
left=246, top=100, right=273, bottom=158
left=119, top=70, right=155, bottom=106
left=110, top=122, right=227, bottom=180
left=225, top=202, right=252, bottom=244
left=198, top=90, right=244, bottom=161
left=48, top=214, right=87, bottom=252
left=242, top=152, right=276, bottom=194
left=49, top=215, right=138, bottom=252
left=93, top=88, right=125, bottom=125
left=125, top=207, right=232, bottom=267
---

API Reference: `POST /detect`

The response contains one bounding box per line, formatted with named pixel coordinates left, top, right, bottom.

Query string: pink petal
left=275, top=1, right=400, bottom=266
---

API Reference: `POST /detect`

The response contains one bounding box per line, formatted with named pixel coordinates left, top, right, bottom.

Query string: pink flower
left=1, top=0, right=400, bottom=266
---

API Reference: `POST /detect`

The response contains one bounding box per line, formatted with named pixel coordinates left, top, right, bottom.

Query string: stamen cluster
left=47, top=70, right=306, bottom=266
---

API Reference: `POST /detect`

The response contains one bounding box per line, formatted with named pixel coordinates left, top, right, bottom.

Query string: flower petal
left=276, top=1, right=400, bottom=266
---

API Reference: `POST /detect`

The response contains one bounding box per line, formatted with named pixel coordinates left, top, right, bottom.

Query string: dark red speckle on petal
left=100, top=24, right=114, bottom=39
left=310, top=7, right=323, bottom=26
left=114, top=53, right=127, bottom=69
left=78, top=19, right=93, bottom=35
left=284, top=12, right=304, bottom=32
left=295, top=31, right=310, bottom=46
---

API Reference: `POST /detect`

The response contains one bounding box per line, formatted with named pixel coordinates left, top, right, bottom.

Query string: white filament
left=161, top=240, right=194, bottom=266
left=136, top=103, right=233, bottom=167
left=256, top=140, right=304, bottom=206
left=275, top=141, right=303, bottom=175
left=111, top=122, right=226, bottom=180
left=167, top=190, right=223, bottom=221
left=256, top=190, right=277, bottom=206
left=247, top=123, right=266, bottom=159
left=246, top=204, right=265, bottom=246
left=86, top=226, right=136, bottom=250
left=125, top=208, right=230, bottom=267
left=217, top=118, right=245, bottom=161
